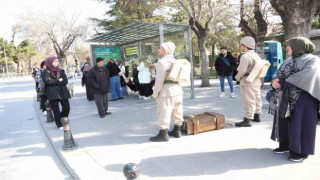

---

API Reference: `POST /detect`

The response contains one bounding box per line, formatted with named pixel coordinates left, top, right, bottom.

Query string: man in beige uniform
left=149, top=42, right=184, bottom=142
left=235, top=36, right=262, bottom=127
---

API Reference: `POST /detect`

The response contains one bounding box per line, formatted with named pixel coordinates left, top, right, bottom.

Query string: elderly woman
left=81, top=63, right=94, bottom=101
left=270, top=37, right=320, bottom=162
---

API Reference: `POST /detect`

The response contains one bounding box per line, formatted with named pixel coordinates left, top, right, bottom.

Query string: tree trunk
left=28, top=57, right=31, bottom=72
left=270, top=0, right=320, bottom=39
left=254, top=0, right=267, bottom=58
left=211, top=42, right=216, bottom=68
left=73, top=55, right=81, bottom=76
left=198, top=36, right=210, bottom=87
left=58, top=52, right=68, bottom=69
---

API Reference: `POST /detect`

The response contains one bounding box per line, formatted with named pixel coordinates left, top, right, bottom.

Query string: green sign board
left=125, top=46, right=138, bottom=56
left=91, top=46, right=122, bottom=61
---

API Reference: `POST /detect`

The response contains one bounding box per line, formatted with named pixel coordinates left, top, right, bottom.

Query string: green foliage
left=92, top=0, right=166, bottom=31
left=0, top=37, right=15, bottom=65
left=312, top=20, right=320, bottom=29
left=17, top=40, right=37, bottom=59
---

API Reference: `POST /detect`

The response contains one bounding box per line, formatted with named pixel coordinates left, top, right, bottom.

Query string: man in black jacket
left=214, top=47, right=237, bottom=98
left=88, top=57, right=112, bottom=118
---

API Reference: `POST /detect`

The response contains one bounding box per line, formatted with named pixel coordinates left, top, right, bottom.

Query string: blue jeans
left=110, top=75, right=123, bottom=100
left=219, top=75, right=233, bottom=93
left=122, top=86, right=129, bottom=97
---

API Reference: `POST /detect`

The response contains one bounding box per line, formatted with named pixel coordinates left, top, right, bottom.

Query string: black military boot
left=168, top=125, right=182, bottom=138
left=149, top=129, right=169, bottom=142
left=252, top=113, right=261, bottom=122
left=235, top=117, right=252, bottom=127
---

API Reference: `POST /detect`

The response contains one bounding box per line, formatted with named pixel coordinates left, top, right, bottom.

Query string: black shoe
left=252, top=113, right=261, bottom=122
left=288, top=152, right=308, bottom=162
left=119, top=97, right=124, bottom=99
left=99, top=114, right=105, bottom=118
left=235, top=117, right=252, bottom=127
left=105, top=112, right=112, bottom=115
left=168, top=125, right=182, bottom=138
left=149, top=129, right=169, bottom=142
left=109, top=99, right=118, bottom=101
left=273, top=147, right=289, bottom=154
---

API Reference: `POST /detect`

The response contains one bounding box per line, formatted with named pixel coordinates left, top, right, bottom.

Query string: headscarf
left=45, top=56, right=61, bottom=78
left=286, top=37, right=315, bottom=58
left=83, top=64, right=91, bottom=72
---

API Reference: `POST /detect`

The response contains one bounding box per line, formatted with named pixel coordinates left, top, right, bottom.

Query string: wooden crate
left=182, top=112, right=225, bottom=135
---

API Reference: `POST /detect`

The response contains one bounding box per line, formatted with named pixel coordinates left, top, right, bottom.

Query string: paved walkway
left=34, top=77, right=320, bottom=180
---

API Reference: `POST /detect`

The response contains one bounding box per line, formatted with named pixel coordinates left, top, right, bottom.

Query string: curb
left=33, top=97, right=80, bottom=180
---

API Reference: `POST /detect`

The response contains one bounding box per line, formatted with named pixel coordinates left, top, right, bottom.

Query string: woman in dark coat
left=81, top=64, right=94, bottom=101
left=43, top=56, right=71, bottom=129
left=270, top=37, right=320, bottom=162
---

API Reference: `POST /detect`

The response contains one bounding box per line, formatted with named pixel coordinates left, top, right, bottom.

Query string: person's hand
left=271, top=78, right=280, bottom=89
left=82, top=85, right=84, bottom=87
left=152, top=94, right=158, bottom=100
left=58, top=78, right=63, bottom=82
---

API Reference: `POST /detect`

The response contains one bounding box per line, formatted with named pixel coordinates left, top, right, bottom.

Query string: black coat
left=214, top=52, right=236, bottom=76
left=87, top=66, right=110, bottom=95
left=43, top=69, right=71, bottom=101
left=82, top=71, right=89, bottom=86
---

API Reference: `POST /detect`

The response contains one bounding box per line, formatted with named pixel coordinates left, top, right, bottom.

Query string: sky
left=0, top=0, right=110, bottom=39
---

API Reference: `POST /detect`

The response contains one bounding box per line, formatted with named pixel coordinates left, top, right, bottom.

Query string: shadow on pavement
left=105, top=148, right=294, bottom=177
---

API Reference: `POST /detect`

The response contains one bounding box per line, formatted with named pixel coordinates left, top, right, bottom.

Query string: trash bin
left=264, top=40, right=283, bottom=82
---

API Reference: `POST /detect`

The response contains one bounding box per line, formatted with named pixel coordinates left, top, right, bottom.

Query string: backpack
left=168, top=59, right=192, bottom=85
left=245, top=53, right=270, bottom=83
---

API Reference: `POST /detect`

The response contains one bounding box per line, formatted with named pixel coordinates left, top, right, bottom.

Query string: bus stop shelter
left=87, top=21, right=195, bottom=98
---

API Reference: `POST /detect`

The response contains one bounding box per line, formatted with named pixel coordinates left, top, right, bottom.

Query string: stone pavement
left=34, top=77, right=320, bottom=180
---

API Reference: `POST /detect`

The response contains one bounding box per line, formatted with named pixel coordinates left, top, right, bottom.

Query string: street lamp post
left=2, top=38, right=9, bottom=78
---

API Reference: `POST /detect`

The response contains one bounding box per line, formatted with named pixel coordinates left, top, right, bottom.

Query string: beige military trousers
left=156, top=95, right=184, bottom=130
left=239, top=85, right=262, bottom=119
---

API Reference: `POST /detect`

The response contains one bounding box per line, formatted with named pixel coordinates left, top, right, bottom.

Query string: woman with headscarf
left=137, top=57, right=153, bottom=100
left=43, top=56, right=71, bottom=129
left=149, top=42, right=184, bottom=142
left=270, top=37, right=320, bottom=162
left=82, top=63, right=94, bottom=101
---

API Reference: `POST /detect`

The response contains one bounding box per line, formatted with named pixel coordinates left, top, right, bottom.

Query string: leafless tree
left=17, top=9, right=89, bottom=69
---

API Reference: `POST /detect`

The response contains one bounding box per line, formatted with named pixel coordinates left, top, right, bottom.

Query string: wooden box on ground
left=182, top=112, right=225, bottom=135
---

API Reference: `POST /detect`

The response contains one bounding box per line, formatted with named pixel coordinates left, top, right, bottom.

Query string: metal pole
left=159, top=23, right=164, bottom=44
left=2, top=38, right=8, bottom=79
left=188, top=27, right=195, bottom=99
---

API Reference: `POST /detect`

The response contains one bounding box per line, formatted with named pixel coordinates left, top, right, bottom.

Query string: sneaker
left=99, top=114, right=105, bottom=118
left=139, top=96, right=145, bottom=99
left=143, top=96, right=150, bottom=100
left=288, top=152, right=308, bottom=162
left=58, top=127, right=64, bottom=130
left=42, top=111, right=47, bottom=116
left=273, top=147, right=289, bottom=154
left=219, top=92, right=225, bottom=98
left=231, top=93, right=236, bottom=98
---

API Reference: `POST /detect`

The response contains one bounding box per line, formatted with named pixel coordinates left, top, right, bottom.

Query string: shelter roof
left=87, top=21, right=189, bottom=45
